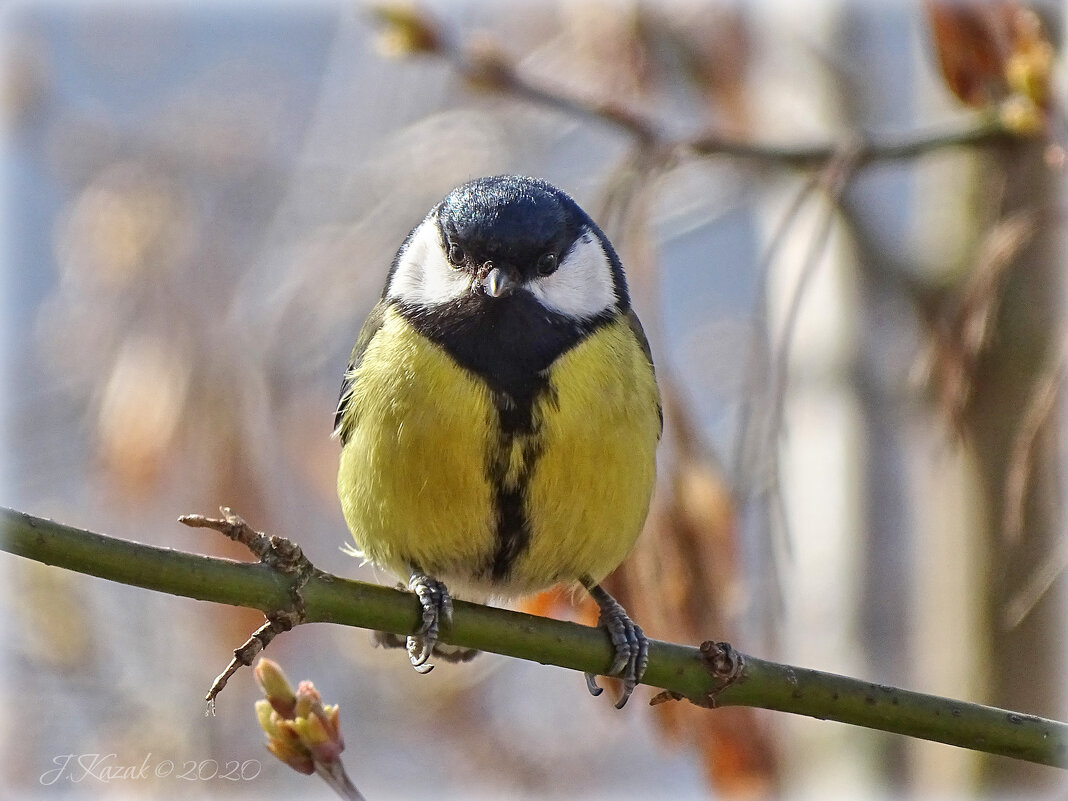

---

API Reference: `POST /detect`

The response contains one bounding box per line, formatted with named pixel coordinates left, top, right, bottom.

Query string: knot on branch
left=697, top=640, right=744, bottom=708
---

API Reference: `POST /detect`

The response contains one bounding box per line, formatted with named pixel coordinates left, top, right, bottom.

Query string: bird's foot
left=372, top=630, right=479, bottom=663
left=583, top=580, right=649, bottom=709
left=404, top=572, right=454, bottom=674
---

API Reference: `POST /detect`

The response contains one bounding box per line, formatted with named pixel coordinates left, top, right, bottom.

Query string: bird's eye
left=447, top=243, right=465, bottom=266
left=536, top=252, right=558, bottom=276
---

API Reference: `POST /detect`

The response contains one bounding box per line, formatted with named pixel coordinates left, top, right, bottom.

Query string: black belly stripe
left=486, top=417, right=545, bottom=581
left=396, top=294, right=612, bottom=584
left=490, top=482, right=528, bottom=580
left=485, top=382, right=561, bottom=578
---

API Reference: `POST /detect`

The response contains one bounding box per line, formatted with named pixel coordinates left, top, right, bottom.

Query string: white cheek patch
left=386, top=216, right=473, bottom=306
left=528, top=230, right=618, bottom=319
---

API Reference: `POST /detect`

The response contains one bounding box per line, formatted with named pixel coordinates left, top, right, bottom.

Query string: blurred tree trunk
left=964, top=136, right=1065, bottom=790
left=832, top=6, right=918, bottom=790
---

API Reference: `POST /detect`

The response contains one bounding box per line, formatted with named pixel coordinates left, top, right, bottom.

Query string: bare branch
left=3, top=505, right=1066, bottom=768
left=374, top=7, right=1025, bottom=170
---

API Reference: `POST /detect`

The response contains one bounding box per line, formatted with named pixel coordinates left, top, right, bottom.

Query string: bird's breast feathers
left=336, top=306, right=659, bottom=597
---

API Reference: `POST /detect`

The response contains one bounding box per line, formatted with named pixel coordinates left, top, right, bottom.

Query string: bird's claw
left=584, top=583, right=648, bottom=709
left=405, top=573, right=453, bottom=674
left=584, top=672, right=604, bottom=697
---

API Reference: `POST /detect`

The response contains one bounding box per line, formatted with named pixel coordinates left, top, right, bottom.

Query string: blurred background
left=1, top=0, right=1066, bottom=798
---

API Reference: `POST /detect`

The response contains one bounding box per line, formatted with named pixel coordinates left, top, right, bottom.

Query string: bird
left=334, top=175, right=661, bottom=707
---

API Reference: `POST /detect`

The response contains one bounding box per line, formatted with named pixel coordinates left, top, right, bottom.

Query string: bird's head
left=385, top=175, right=628, bottom=321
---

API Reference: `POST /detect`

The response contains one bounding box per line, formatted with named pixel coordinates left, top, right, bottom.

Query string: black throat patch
left=395, top=293, right=612, bottom=581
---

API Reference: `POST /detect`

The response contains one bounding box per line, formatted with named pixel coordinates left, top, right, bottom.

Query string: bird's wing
left=334, top=299, right=389, bottom=444
left=625, top=307, right=663, bottom=438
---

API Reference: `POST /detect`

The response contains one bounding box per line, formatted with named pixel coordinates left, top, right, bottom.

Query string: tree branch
left=2, top=505, right=1065, bottom=768
left=376, top=6, right=1024, bottom=170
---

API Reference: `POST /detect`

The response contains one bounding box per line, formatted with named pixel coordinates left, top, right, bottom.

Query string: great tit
left=334, top=175, right=661, bottom=707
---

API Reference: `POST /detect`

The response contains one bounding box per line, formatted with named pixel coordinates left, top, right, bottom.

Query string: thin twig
left=1003, top=536, right=1068, bottom=631
left=766, top=144, right=862, bottom=444
left=1001, top=339, right=1067, bottom=546
left=755, top=147, right=863, bottom=569
left=920, top=210, right=1040, bottom=431
left=730, top=176, right=822, bottom=590
left=180, top=508, right=316, bottom=707
left=453, top=38, right=661, bottom=146
left=999, top=338, right=1068, bottom=630
left=421, top=12, right=1020, bottom=169
left=682, top=119, right=1017, bottom=168
left=316, top=761, right=368, bottom=801
left=204, top=612, right=302, bottom=713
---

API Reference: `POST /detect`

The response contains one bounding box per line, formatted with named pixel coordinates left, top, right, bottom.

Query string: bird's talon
left=407, top=636, right=431, bottom=667
left=585, top=672, right=604, bottom=697
left=404, top=572, right=454, bottom=675
left=408, top=639, right=435, bottom=672
left=585, top=581, right=649, bottom=709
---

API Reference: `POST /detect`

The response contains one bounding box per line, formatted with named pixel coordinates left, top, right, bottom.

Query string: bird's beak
left=482, top=265, right=519, bottom=298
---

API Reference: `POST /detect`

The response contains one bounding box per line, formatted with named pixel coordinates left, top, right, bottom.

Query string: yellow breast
left=336, top=307, right=659, bottom=596
left=337, top=308, right=497, bottom=582
left=509, top=318, right=660, bottom=592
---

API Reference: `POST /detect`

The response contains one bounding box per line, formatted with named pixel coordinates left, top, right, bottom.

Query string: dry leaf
left=923, top=0, right=1012, bottom=108
left=923, top=1, right=1054, bottom=134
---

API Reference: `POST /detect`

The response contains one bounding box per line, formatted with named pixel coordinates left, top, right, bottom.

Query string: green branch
left=2, top=505, right=1065, bottom=768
